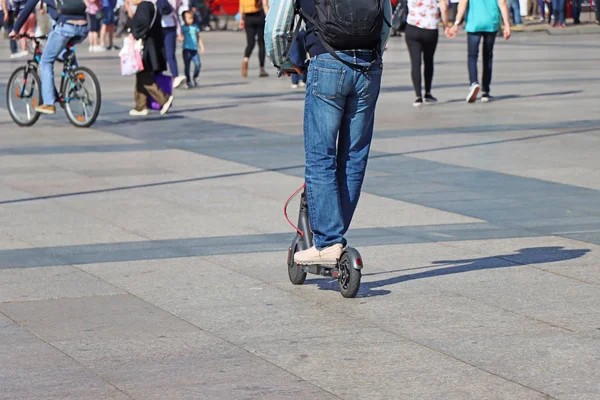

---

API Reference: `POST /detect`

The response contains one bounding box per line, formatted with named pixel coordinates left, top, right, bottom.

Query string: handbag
left=118, top=3, right=158, bottom=76
left=119, top=34, right=144, bottom=75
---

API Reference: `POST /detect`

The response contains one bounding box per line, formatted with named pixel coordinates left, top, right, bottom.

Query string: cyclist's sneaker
left=35, top=105, right=55, bottom=114
left=129, top=109, right=149, bottom=116
left=294, top=244, right=343, bottom=265
left=160, top=96, right=174, bottom=115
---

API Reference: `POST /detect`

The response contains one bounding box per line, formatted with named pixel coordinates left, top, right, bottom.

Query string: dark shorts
left=88, top=14, right=101, bottom=32
left=102, top=6, right=115, bottom=25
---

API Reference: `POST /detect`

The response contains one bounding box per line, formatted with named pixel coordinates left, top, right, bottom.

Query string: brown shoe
left=35, top=104, right=56, bottom=114
left=259, top=69, right=269, bottom=78
left=241, top=59, right=248, bottom=78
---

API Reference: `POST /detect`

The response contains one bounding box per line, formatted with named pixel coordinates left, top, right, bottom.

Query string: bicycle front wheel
left=7, top=66, right=41, bottom=127
left=63, top=66, right=101, bottom=128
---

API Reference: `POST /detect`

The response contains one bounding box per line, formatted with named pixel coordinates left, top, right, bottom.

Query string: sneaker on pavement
left=35, top=104, right=56, bottom=114
left=424, top=93, right=438, bottom=103
left=160, top=95, right=174, bottom=115
left=173, top=75, right=186, bottom=89
left=466, top=83, right=480, bottom=103
left=291, top=84, right=299, bottom=89
left=481, top=92, right=493, bottom=103
left=129, top=108, right=149, bottom=116
left=294, top=244, right=343, bottom=265
left=299, top=81, right=306, bottom=88
left=259, top=70, right=269, bottom=78
left=413, top=96, right=423, bottom=107
left=10, top=50, right=29, bottom=59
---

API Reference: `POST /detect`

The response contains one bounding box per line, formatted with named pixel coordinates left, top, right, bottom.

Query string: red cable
left=284, top=183, right=306, bottom=236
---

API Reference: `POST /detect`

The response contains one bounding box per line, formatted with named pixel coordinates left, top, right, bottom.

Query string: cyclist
left=9, top=0, right=89, bottom=115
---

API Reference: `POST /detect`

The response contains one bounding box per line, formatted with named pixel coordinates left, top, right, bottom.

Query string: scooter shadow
left=304, top=246, right=589, bottom=298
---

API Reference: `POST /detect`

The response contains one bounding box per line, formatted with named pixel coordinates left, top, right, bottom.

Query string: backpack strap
left=298, top=8, right=379, bottom=74
left=276, top=11, right=305, bottom=77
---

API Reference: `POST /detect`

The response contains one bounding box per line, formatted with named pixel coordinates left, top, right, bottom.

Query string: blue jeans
left=552, top=0, right=565, bottom=23
left=183, top=49, right=201, bottom=84
left=163, top=27, right=179, bottom=77
left=40, top=22, right=88, bottom=106
left=467, top=32, right=496, bottom=94
left=571, top=0, right=581, bottom=22
left=510, top=0, right=522, bottom=24
left=304, top=51, right=382, bottom=249
left=290, top=30, right=307, bottom=85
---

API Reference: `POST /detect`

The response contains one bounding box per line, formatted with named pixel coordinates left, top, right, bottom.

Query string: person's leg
left=302, top=54, right=350, bottom=250
left=163, top=27, right=179, bottom=77
left=423, top=28, right=438, bottom=95
left=134, top=71, right=149, bottom=111
left=192, top=52, right=201, bottom=80
left=572, top=0, right=581, bottom=23
left=467, top=32, right=481, bottom=86
left=596, top=0, right=600, bottom=21
left=39, top=23, right=73, bottom=108
left=481, top=32, right=496, bottom=94
left=139, top=69, right=169, bottom=106
left=107, top=23, right=115, bottom=47
left=257, top=15, right=266, bottom=69
left=336, top=53, right=382, bottom=236
left=6, top=12, right=17, bottom=54
left=538, top=0, right=545, bottom=19
left=404, top=25, right=424, bottom=98
left=243, top=15, right=257, bottom=58
left=511, top=0, right=522, bottom=24
left=100, top=11, right=108, bottom=47
left=183, top=49, right=192, bottom=85
left=547, top=0, right=553, bottom=22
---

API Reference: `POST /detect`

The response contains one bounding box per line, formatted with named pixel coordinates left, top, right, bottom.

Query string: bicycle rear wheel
left=6, top=66, right=41, bottom=127
left=63, top=66, right=101, bottom=128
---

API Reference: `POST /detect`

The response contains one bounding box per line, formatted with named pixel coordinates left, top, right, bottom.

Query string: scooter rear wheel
left=288, top=245, right=307, bottom=285
left=338, top=252, right=361, bottom=298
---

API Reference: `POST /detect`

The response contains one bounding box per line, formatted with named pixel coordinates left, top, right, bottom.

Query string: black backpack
left=157, top=0, right=174, bottom=16
left=298, top=0, right=389, bottom=71
left=56, top=0, right=87, bottom=16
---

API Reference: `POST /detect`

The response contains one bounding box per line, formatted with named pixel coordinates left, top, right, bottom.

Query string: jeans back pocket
left=312, top=66, right=346, bottom=100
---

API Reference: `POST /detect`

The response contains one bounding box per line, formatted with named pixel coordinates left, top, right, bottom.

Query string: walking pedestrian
left=266, top=0, right=392, bottom=264
left=404, top=0, right=450, bottom=106
left=571, top=0, right=581, bottom=24
left=160, top=0, right=186, bottom=88
left=100, top=0, right=117, bottom=49
left=239, top=0, right=269, bottom=77
left=128, top=0, right=174, bottom=116
left=86, top=0, right=103, bottom=51
left=181, top=10, right=204, bottom=88
left=449, top=0, right=511, bottom=103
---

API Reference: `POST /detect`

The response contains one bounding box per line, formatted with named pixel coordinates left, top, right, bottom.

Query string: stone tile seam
left=0, top=308, right=138, bottom=400
left=70, top=263, right=347, bottom=400
left=0, top=292, right=127, bottom=305
left=197, top=255, right=561, bottom=399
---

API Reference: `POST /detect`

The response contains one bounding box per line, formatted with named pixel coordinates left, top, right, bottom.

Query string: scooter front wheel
left=288, top=245, right=307, bottom=285
left=338, top=252, right=361, bottom=298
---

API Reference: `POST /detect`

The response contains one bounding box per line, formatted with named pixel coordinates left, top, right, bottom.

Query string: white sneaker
left=88, top=45, right=93, bottom=52
left=94, top=46, right=107, bottom=52
left=466, top=83, right=480, bottom=103
left=291, top=84, right=299, bottom=89
left=299, top=81, right=306, bottom=88
left=129, top=109, right=149, bottom=116
left=10, top=51, right=29, bottom=59
left=173, top=75, right=186, bottom=89
left=294, top=244, right=343, bottom=265
left=160, top=95, right=174, bottom=115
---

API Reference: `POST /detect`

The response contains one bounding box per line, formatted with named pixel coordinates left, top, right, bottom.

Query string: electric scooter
left=285, top=185, right=363, bottom=298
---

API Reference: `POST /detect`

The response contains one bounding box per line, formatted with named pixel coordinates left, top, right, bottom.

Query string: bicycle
left=6, top=34, right=102, bottom=128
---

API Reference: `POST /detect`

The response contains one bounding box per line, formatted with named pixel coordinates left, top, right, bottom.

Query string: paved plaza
left=1, top=30, right=600, bottom=399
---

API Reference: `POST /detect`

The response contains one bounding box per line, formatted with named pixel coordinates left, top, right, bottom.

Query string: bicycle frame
left=17, top=35, right=80, bottom=105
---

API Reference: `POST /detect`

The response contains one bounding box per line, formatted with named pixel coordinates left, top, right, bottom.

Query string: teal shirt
left=465, top=0, right=501, bottom=33
left=182, top=25, right=200, bottom=50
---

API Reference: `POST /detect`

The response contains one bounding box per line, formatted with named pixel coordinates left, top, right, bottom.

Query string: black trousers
left=404, top=24, right=439, bottom=98
left=243, top=11, right=266, bottom=67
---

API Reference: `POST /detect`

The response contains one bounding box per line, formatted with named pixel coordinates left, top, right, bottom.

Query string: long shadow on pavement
left=306, top=246, right=590, bottom=297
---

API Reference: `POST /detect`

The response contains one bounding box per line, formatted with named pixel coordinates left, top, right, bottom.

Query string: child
left=181, top=10, right=205, bottom=89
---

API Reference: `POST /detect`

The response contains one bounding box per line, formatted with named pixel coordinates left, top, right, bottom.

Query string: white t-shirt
left=407, top=0, right=440, bottom=30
